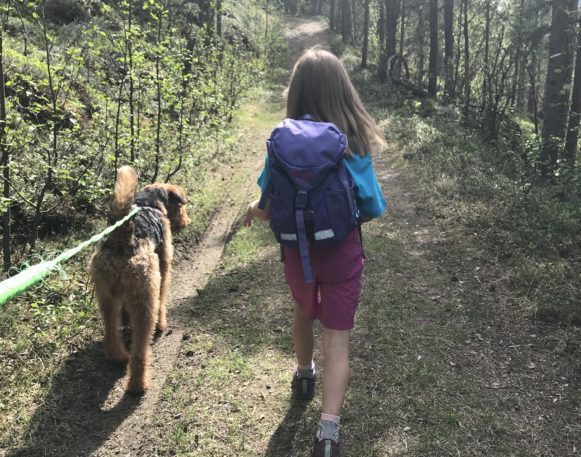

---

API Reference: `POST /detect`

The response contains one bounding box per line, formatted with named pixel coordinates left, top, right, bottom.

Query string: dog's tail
left=111, top=166, right=138, bottom=220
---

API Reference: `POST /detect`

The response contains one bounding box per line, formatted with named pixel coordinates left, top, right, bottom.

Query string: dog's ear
left=167, top=187, right=186, bottom=205
left=134, top=187, right=169, bottom=210
left=151, top=187, right=170, bottom=205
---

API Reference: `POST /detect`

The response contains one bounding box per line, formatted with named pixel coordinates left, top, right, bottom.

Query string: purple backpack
left=258, top=115, right=359, bottom=283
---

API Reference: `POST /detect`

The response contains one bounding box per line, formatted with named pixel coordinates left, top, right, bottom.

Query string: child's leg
left=321, top=328, right=350, bottom=416
left=293, top=304, right=314, bottom=367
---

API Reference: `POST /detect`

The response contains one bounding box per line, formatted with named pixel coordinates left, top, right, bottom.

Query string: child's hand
left=244, top=203, right=255, bottom=227
left=244, top=199, right=271, bottom=227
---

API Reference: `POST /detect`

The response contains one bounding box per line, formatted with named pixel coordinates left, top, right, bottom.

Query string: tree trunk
left=540, top=0, right=577, bottom=177
left=200, top=0, right=215, bottom=48
left=428, top=0, right=438, bottom=96
left=311, top=0, right=318, bottom=14
left=564, top=20, right=581, bottom=168
left=516, top=51, right=526, bottom=110
left=284, top=0, right=297, bottom=15
left=399, top=0, right=405, bottom=58
left=482, top=0, right=491, bottom=111
left=510, top=0, right=525, bottom=109
left=341, top=0, right=352, bottom=43
left=361, top=0, right=370, bottom=68
left=377, top=2, right=387, bottom=79
left=330, top=0, right=336, bottom=31
left=127, top=0, right=136, bottom=163
left=351, top=0, right=357, bottom=42
left=386, top=0, right=399, bottom=62
left=444, top=0, right=454, bottom=99
left=463, top=0, right=470, bottom=118
left=417, top=3, right=425, bottom=90
left=152, top=13, right=163, bottom=183
left=216, top=0, right=222, bottom=37
left=527, top=8, right=539, bottom=115
left=0, top=28, right=10, bottom=271
left=453, top=0, right=462, bottom=94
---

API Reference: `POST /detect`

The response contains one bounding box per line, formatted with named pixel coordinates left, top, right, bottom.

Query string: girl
left=244, top=47, right=386, bottom=457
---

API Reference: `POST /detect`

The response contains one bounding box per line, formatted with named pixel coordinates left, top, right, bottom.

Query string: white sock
left=316, top=414, right=340, bottom=443
left=297, top=360, right=316, bottom=379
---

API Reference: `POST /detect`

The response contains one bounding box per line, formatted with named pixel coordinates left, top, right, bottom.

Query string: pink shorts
left=283, top=229, right=364, bottom=330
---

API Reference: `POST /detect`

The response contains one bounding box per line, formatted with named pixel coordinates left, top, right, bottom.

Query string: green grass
left=3, top=14, right=581, bottom=457
left=360, top=77, right=581, bottom=327
left=149, top=18, right=579, bottom=457
left=0, top=69, right=285, bottom=455
left=147, top=176, right=580, bottom=455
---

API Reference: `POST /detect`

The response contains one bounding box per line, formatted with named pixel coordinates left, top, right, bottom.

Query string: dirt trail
left=1, top=16, right=326, bottom=457
left=7, top=15, right=579, bottom=457
left=284, top=16, right=333, bottom=59
left=94, top=187, right=254, bottom=456
left=1, top=150, right=264, bottom=457
left=92, top=17, right=334, bottom=456
left=90, top=16, right=327, bottom=457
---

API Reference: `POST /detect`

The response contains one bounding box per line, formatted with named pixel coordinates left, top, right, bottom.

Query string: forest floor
left=2, top=15, right=581, bottom=457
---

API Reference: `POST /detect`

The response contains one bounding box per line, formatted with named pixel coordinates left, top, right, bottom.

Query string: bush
left=44, top=0, right=90, bottom=24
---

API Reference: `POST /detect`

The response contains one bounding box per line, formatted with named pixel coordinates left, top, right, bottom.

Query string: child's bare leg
left=293, top=305, right=314, bottom=366
left=321, top=328, right=350, bottom=416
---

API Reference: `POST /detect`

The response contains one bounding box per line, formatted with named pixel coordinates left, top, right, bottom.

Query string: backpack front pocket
left=322, top=184, right=355, bottom=243
left=269, top=193, right=299, bottom=245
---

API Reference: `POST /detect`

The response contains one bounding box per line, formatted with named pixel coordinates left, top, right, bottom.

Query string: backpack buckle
left=295, top=191, right=308, bottom=209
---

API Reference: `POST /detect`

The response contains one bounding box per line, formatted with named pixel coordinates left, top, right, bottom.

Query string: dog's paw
left=156, top=320, right=168, bottom=333
left=105, top=347, right=130, bottom=364
left=125, top=377, right=149, bottom=395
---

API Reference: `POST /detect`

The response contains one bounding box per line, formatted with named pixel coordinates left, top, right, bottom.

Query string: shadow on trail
left=162, top=225, right=412, bottom=455
left=265, top=400, right=308, bottom=457
left=180, top=215, right=581, bottom=455
left=7, top=342, right=139, bottom=457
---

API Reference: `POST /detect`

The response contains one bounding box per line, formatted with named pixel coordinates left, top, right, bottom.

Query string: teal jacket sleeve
left=344, top=154, right=387, bottom=219
left=257, top=156, right=270, bottom=193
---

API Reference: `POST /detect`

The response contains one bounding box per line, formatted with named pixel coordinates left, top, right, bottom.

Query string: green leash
left=0, top=207, right=140, bottom=308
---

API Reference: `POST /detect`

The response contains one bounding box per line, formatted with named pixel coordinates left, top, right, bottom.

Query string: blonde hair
left=286, top=47, right=386, bottom=156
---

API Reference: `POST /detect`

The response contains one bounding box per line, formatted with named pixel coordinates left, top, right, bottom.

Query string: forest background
left=1, top=0, right=581, bottom=454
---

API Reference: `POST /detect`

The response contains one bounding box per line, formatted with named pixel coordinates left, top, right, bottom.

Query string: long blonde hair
left=286, top=47, right=386, bottom=156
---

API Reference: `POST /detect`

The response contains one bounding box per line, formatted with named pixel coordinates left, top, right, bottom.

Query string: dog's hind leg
left=96, top=288, right=129, bottom=364
left=125, top=285, right=159, bottom=394
left=157, top=232, right=173, bottom=332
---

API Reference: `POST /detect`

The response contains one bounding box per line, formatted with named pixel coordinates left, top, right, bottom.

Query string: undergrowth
left=0, top=3, right=287, bottom=449
left=357, top=74, right=581, bottom=327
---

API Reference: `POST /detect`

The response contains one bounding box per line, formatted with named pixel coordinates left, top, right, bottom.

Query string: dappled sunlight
left=2, top=0, right=581, bottom=455
left=374, top=429, right=416, bottom=456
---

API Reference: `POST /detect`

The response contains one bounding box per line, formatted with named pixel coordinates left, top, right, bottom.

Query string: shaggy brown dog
left=89, top=166, right=190, bottom=393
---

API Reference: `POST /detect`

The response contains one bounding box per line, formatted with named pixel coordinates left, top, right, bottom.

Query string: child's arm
left=344, top=154, right=387, bottom=223
left=244, top=198, right=271, bottom=227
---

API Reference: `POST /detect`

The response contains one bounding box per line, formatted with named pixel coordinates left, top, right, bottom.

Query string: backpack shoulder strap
left=295, top=190, right=314, bottom=283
